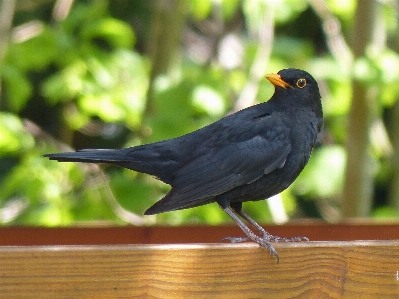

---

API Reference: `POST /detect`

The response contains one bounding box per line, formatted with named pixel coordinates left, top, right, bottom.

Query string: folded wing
left=145, top=132, right=291, bottom=214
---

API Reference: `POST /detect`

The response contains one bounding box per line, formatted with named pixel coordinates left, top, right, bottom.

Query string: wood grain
left=1, top=241, right=399, bottom=298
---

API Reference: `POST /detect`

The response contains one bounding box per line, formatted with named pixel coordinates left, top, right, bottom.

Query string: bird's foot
left=220, top=234, right=308, bottom=263
left=219, top=206, right=309, bottom=263
left=220, top=235, right=280, bottom=262
left=223, top=233, right=308, bottom=244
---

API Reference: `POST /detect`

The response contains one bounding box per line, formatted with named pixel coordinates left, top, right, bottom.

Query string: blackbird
left=45, top=68, right=323, bottom=260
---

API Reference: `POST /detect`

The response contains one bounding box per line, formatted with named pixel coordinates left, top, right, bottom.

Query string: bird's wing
left=145, top=124, right=291, bottom=214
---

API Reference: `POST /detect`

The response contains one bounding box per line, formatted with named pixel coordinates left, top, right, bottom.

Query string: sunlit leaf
left=0, top=113, right=34, bottom=154
left=80, top=18, right=135, bottom=49
left=191, top=85, right=225, bottom=116
left=42, top=60, right=87, bottom=103
left=189, top=0, right=212, bottom=19
left=6, top=26, right=58, bottom=71
left=293, top=146, right=346, bottom=198
left=327, top=0, right=356, bottom=20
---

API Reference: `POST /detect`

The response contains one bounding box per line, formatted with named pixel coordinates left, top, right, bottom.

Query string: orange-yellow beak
left=265, top=73, right=291, bottom=89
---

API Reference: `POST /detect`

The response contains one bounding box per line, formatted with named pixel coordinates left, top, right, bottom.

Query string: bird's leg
left=230, top=203, right=270, bottom=238
left=236, top=208, right=309, bottom=242
left=220, top=205, right=279, bottom=261
left=219, top=202, right=249, bottom=243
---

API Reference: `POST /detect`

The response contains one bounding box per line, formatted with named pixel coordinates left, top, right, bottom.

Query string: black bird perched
left=45, top=68, right=323, bottom=260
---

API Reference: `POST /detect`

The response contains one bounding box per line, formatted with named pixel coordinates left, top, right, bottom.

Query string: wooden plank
left=1, top=241, right=399, bottom=298
left=2, top=222, right=399, bottom=245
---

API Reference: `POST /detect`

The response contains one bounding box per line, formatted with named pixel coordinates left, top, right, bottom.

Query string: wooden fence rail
left=1, top=241, right=399, bottom=298
left=2, top=222, right=399, bottom=245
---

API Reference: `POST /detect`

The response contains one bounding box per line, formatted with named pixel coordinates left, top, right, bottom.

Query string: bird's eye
left=296, top=78, right=306, bottom=88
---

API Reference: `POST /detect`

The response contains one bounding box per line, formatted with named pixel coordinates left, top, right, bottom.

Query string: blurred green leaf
left=1, top=65, right=32, bottom=112
left=221, top=0, right=240, bottom=20
left=80, top=18, right=136, bottom=49
left=147, top=81, right=195, bottom=141
left=0, top=113, right=34, bottom=154
left=189, top=0, right=212, bottom=20
left=327, top=0, right=356, bottom=20
left=110, top=171, right=165, bottom=215
left=42, top=60, right=87, bottom=103
left=293, top=146, right=346, bottom=198
left=372, top=206, right=399, bottom=220
left=191, top=85, right=225, bottom=116
left=6, top=26, right=58, bottom=71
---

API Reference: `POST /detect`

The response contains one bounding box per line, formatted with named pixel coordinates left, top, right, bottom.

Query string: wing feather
left=145, top=126, right=292, bottom=214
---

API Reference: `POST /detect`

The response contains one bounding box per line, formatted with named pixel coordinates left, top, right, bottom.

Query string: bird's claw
left=255, top=237, right=280, bottom=263
left=221, top=234, right=309, bottom=244
left=221, top=234, right=280, bottom=263
left=267, top=235, right=309, bottom=243
left=220, top=236, right=249, bottom=243
left=221, top=233, right=308, bottom=264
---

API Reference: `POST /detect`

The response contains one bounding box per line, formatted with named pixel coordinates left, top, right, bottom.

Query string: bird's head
left=266, top=68, right=322, bottom=119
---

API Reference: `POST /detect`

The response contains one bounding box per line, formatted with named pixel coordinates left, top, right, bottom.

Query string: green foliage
left=293, top=146, right=346, bottom=198
left=189, top=0, right=212, bottom=20
left=1, top=65, right=33, bottom=112
left=0, top=113, right=34, bottom=154
left=1, top=0, right=399, bottom=226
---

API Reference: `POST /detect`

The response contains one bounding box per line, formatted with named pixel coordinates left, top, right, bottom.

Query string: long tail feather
left=44, top=147, right=178, bottom=184
left=44, top=149, right=129, bottom=164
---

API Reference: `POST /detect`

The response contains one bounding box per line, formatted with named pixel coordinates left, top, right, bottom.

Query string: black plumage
left=45, top=68, right=323, bottom=260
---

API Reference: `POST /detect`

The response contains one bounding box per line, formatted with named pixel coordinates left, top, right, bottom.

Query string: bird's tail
left=44, top=149, right=130, bottom=164
left=44, top=146, right=178, bottom=184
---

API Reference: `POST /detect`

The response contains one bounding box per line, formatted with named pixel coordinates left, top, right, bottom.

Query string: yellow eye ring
left=296, top=78, right=306, bottom=88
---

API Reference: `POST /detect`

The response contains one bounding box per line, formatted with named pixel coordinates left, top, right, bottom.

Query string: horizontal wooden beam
left=1, top=241, right=399, bottom=298
left=2, top=222, right=399, bottom=245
